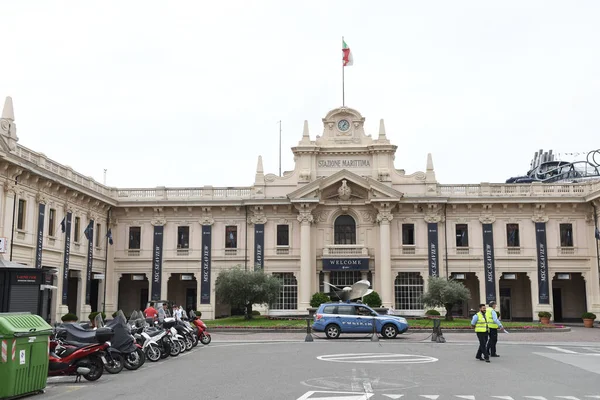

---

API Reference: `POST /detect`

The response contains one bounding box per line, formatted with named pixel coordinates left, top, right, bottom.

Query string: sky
left=1, top=1, right=599, bottom=188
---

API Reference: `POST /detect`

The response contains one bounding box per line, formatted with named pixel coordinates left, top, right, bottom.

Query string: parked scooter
left=191, top=316, right=211, bottom=345
left=48, top=326, right=113, bottom=382
left=105, top=310, right=145, bottom=371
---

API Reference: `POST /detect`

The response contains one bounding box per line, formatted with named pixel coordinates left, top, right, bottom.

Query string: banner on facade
left=85, top=221, right=94, bottom=305
left=482, top=223, right=496, bottom=304
left=61, top=212, right=72, bottom=305
left=35, top=203, right=45, bottom=269
left=254, top=223, right=264, bottom=271
left=535, top=222, right=550, bottom=304
left=200, top=225, right=212, bottom=304
left=322, top=258, right=369, bottom=271
left=427, top=223, right=439, bottom=277
left=151, top=225, right=164, bottom=301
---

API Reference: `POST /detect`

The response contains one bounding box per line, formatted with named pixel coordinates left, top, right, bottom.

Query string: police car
left=312, top=302, right=409, bottom=339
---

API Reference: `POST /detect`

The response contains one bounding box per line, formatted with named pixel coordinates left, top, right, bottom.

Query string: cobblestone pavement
left=210, top=326, right=599, bottom=344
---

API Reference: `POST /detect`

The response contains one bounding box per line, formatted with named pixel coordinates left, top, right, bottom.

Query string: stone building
left=1, top=96, right=599, bottom=323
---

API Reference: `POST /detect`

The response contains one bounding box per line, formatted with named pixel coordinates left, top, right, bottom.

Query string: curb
left=208, top=327, right=572, bottom=333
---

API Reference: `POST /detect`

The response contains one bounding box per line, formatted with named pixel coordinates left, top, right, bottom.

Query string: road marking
left=455, top=396, right=476, bottom=400
left=492, top=397, right=514, bottom=400
left=419, top=396, right=440, bottom=400
left=296, top=390, right=374, bottom=400
left=382, top=396, right=403, bottom=399
left=524, top=397, right=548, bottom=400
left=317, top=353, right=438, bottom=365
left=546, top=346, right=577, bottom=354
left=556, top=397, right=581, bottom=400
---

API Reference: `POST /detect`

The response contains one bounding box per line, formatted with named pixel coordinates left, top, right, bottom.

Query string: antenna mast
left=278, top=120, right=282, bottom=176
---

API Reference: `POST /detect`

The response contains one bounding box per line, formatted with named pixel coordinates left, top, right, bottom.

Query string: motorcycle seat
left=64, top=340, right=96, bottom=348
left=147, top=330, right=163, bottom=337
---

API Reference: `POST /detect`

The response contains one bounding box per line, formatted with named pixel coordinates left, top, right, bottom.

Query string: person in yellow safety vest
left=470, top=303, right=490, bottom=362
left=486, top=301, right=504, bottom=357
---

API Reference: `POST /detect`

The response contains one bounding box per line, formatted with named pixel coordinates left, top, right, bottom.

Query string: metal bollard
left=431, top=319, right=439, bottom=341
left=305, top=319, right=314, bottom=342
left=371, top=317, right=379, bottom=342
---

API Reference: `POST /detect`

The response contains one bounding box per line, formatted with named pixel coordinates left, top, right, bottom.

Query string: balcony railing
left=323, top=245, right=369, bottom=257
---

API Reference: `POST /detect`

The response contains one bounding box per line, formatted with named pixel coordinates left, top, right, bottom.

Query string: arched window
left=271, top=273, right=298, bottom=310
left=394, top=272, right=424, bottom=310
left=334, top=215, right=356, bottom=245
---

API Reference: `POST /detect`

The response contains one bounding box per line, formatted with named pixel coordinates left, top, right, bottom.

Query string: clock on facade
left=337, top=119, right=350, bottom=132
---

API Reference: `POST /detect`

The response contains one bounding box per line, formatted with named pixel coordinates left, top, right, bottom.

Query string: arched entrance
left=552, top=272, right=586, bottom=322
left=499, top=272, right=532, bottom=321
left=118, top=274, right=149, bottom=314
left=167, top=273, right=198, bottom=312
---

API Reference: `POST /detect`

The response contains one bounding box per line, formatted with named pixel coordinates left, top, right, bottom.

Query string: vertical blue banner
left=35, top=203, right=45, bottom=269
left=427, top=222, right=439, bottom=277
left=151, top=225, right=164, bottom=301
left=535, top=222, right=550, bottom=304
left=482, top=223, right=496, bottom=304
left=201, top=225, right=212, bottom=304
left=61, top=212, right=72, bottom=305
left=254, top=223, right=264, bottom=271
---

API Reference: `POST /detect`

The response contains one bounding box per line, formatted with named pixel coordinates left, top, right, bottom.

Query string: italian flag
left=342, top=39, right=353, bottom=66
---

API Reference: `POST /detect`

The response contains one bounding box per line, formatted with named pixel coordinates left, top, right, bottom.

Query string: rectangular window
left=270, top=273, right=298, bottom=310
left=95, top=223, right=101, bottom=247
left=394, top=272, right=424, bottom=310
left=48, top=209, right=56, bottom=236
left=455, top=224, right=469, bottom=247
left=17, top=199, right=26, bottom=230
left=225, top=225, right=237, bottom=248
left=178, top=226, right=190, bottom=249
left=560, top=223, right=574, bottom=247
left=74, top=217, right=81, bottom=242
left=277, top=225, right=289, bottom=246
left=402, top=223, right=415, bottom=245
left=129, top=226, right=141, bottom=249
left=506, top=223, right=520, bottom=247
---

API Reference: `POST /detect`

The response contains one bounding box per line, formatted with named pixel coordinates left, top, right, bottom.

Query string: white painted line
left=584, top=397, right=600, bottom=399
left=382, top=395, right=404, bottom=399
left=524, top=397, right=548, bottom=400
left=546, top=346, right=577, bottom=354
left=455, top=396, right=476, bottom=400
left=419, top=396, right=439, bottom=400
left=492, top=397, right=514, bottom=400
left=556, top=397, right=581, bottom=400
left=296, top=390, right=374, bottom=400
left=317, top=353, right=438, bottom=365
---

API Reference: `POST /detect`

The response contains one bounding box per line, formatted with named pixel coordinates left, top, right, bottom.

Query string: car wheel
left=381, top=323, right=398, bottom=339
left=325, top=324, right=340, bottom=339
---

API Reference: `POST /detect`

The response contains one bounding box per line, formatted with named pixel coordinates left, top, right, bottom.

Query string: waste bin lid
left=0, top=313, right=52, bottom=337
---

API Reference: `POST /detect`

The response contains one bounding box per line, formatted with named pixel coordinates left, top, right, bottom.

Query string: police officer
left=471, top=303, right=490, bottom=362
left=486, top=301, right=504, bottom=357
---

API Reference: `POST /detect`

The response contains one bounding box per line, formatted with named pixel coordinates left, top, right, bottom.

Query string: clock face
left=338, top=119, right=350, bottom=132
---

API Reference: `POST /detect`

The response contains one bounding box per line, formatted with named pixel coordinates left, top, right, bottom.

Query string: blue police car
left=312, top=302, right=409, bottom=339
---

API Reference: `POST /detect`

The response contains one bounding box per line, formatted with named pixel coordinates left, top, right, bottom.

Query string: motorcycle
left=191, top=317, right=211, bottom=345
left=106, top=310, right=145, bottom=371
left=48, top=327, right=113, bottom=382
left=129, top=311, right=164, bottom=362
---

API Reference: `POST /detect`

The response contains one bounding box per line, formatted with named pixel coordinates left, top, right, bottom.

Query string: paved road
left=40, top=332, right=600, bottom=400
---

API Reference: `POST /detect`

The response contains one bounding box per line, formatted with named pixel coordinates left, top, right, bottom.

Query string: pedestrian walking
left=486, top=301, right=504, bottom=357
left=471, top=303, right=490, bottom=363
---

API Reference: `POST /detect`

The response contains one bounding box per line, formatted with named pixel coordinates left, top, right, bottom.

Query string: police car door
left=355, top=305, right=375, bottom=333
left=336, top=305, right=357, bottom=332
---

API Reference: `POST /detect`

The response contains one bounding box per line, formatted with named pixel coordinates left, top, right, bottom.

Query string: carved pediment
left=287, top=170, right=403, bottom=204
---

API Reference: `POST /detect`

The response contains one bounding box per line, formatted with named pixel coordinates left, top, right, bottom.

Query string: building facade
left=1, top=96, right=599, bottom=323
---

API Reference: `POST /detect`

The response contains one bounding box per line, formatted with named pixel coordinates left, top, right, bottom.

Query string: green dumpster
left=0, top=313, right=53, bottom=400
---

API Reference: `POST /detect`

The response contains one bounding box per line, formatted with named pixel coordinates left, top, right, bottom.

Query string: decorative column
left=296, top=204, right=315, bottom=311
left=585, top=205, right=600, bottom=315
left=376, top=204, right=394, bottom=309
left=198, top=210, right=215, bottom=319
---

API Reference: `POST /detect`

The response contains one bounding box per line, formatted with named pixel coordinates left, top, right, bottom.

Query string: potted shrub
left=425, top=309, right=441, bottom=319
left=308, top=292, right=330, bottom=317
left=61, top=313, right=78, bottom=323
left=538, top=311, right=551, bottom=325
left=363, top=291, right=388, bottom=314
left=582, top=312, right=596, bottom=328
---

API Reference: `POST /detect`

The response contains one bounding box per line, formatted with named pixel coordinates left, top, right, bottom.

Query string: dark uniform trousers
left=487, top=328, right=498, bottom=356
left=476, top=331, right=489, bottom=360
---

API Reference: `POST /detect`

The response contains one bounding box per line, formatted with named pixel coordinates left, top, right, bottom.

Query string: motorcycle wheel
left=137, top=348, right=146, bottom=367
left=83, top=355, right=104, bottom=381
left=191, top=333, right=199, bottom=347
left=104, top=352, right=124, bottom=374
left=184, top=335, right=193, bottom=351
left=123, top=349, right=143, bottom=371
left=169, top=340, right=181, bottom=357
left=160, top=339, right=171, bottom=359
left=145, top=343, right=162, bottom=362
left=200, top=333, right=211, bottom=345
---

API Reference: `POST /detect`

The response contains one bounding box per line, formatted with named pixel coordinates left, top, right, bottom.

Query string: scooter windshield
left=94, top=313, right=105, bottom=329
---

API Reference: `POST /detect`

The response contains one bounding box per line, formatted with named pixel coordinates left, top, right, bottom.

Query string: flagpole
left=342, top=36, right=345, bottom=107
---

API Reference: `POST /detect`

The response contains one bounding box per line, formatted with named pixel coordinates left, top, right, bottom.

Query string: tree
left=421, top=276, right=471, bottom=321
left=362, top=291, right=382, bottom=308
left=215, top=267, right=282, bottom=319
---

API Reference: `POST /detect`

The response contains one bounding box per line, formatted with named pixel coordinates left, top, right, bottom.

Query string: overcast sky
left=2, top=1, right=599, bottom=189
